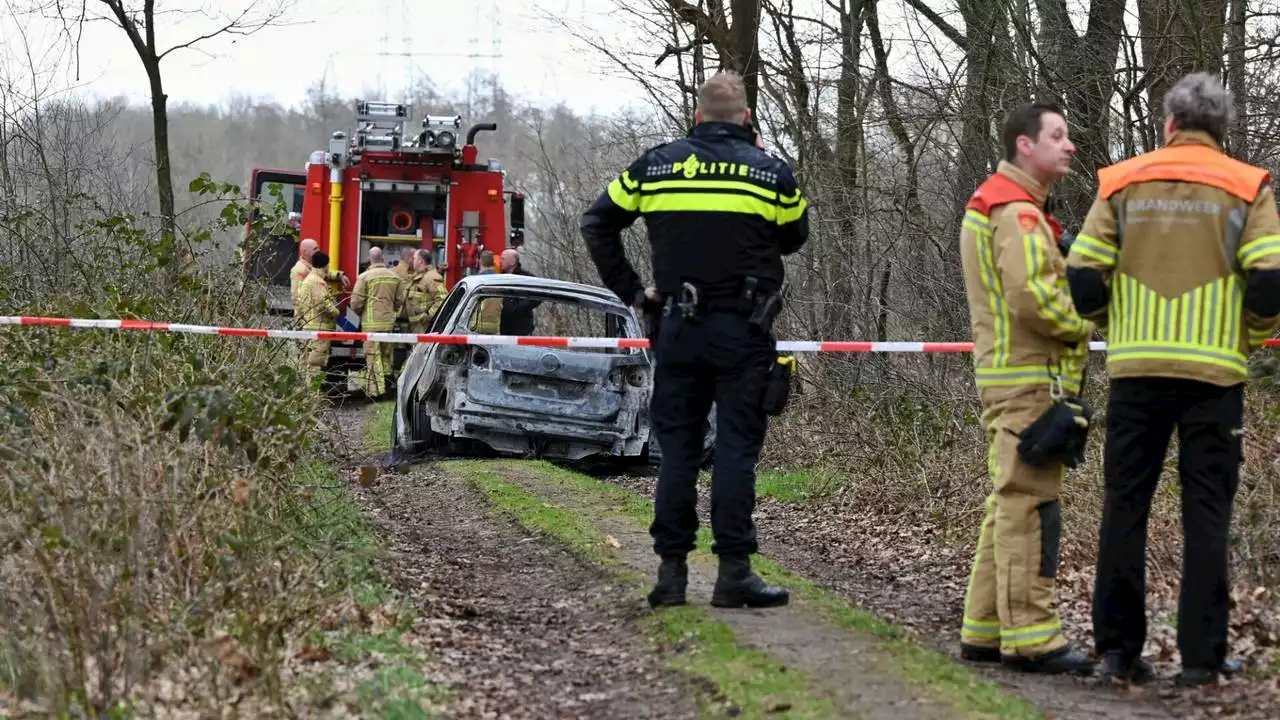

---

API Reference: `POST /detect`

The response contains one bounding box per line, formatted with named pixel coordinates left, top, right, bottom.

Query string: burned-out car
left=391, top=273, right=714, bottom=464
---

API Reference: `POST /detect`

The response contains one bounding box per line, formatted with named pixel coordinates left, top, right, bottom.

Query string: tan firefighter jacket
left=400, top=267, right=447, bottom=330
left=296, top=267, right=339, bottom=331
left=1068, top=130, right=1280, bottom=387
left=351, top=261, right=402, bottom=333
left=959, top=161, right=1094, bottom=426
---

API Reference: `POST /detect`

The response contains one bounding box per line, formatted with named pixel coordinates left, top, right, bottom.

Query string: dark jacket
left=501, top=264, right=539, bottom=335
left=579, top=121, right=810, bottom=304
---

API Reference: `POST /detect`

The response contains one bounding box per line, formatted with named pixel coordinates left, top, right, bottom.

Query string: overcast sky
left=1, top=0, right=961, bottom=118
left=0, top=0, right=654, bottom=115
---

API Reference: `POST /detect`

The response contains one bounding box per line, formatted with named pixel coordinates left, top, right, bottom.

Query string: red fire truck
left=243, top=100, right=526, bottom=386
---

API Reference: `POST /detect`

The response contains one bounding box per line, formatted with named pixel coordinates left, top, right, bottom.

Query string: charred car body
left=391, top=273, right=715, bottom=464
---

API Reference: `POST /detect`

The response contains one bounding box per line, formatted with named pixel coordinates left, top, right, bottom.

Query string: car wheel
left=407, top=389, right=445, bottom=452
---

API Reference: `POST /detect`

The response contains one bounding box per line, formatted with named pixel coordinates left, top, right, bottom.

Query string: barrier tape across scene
left=3, top=315, right=1279, bottom=352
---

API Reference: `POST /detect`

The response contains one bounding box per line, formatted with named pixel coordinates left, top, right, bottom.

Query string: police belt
left=662, top=277, right=783, bottom=331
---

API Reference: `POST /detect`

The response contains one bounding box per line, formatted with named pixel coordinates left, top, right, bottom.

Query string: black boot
left=1099, top=650, right=1155, bottom=685
left=647, top=556, right=687, bottom=608
left=710, top=554, right=789, bottom=608
left=1001, top=645, right=1096, bottom=675
left=1175, top=657, right=1244, bottom=687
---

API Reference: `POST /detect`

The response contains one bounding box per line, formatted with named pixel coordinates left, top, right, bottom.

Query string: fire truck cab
left=243, top=100, right=525, bottom=390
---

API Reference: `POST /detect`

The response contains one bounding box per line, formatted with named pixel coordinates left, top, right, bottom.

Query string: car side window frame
left=429, top=285, right=470, bottom=334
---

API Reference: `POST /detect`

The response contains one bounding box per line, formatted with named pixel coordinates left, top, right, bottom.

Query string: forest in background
left=7, top=0, right=1280, bottom=711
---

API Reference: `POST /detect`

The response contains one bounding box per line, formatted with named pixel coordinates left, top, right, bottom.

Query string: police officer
left=956, top=102, right=1096, bottom=675
left=1068, top=72, right=1280, bottom=687
left=579, top=70, right=808, bottom=609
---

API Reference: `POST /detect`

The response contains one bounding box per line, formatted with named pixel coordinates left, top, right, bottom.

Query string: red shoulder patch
left=1017, top=211, right=1041, bottom=232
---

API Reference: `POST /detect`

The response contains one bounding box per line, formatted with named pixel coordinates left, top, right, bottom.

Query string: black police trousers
left=649, top=307, right=775, bottom=559
left=1092, top=377, right=1244, bottom=671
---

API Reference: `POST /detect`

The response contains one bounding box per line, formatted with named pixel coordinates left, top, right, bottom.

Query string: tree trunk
left=953, top=0, right=1015, bottom=227
left=1227, top=0, right=1248, bottom=156
left=729, top=0, right=761, bottom=115
left=1033, top=0, right=1125, bottom=226
left=1137, top=0, right=1229, bottom=131
left=147, top=69, right=175, bottom=244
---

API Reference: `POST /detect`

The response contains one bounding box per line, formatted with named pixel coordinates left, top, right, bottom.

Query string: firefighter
left=395, top=247, right=415, bottom=283
left=295, top=251, right=340, bottom=386
left=401, top=249, right=447, bottom=333
left=579, top=70, right=806, bottom=610
left=956, top=102, right=1096, bottom=675
left=290, top=238, right=319, bottom=310
left=469, top=249, right=502, bottom=333
left=350, top=246, right=402, bottom=399
left=1067, top=72, right=1280, bottom=686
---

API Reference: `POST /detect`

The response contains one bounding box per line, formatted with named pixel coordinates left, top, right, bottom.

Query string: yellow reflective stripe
left=970, top=216, right=1010, bottom=366
left=607, top=176, right=639, bottom=211
left=1070, top=233, right=1117, bottom=267
left=638, top=192, right=777, bottom=220
left=974, top=366, right=1082, bottom=394
left=1238, top=234, right=1280, bottom=268
left=962, top=617, right=1000, bottom=641
left=778, top=195, right=808, bottom=224
left=965, top=209, right=990, bottom=228
left=619, top=169, right=639, bottom=191
left=1001, top=621, right=1062, bottom=648
left=1249, top=326, right=1275, bottom=345
left=1110, top=274, right=1249, bottom=371
left=1022, top=233, right=1085, bottom=337
left=1108, top=343, right=1247, bottom=372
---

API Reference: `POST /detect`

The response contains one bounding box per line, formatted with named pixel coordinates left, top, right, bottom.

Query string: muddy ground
left=604, top=472, right=1280, bottom=719
left=324, top=402, right=1272, bottom=719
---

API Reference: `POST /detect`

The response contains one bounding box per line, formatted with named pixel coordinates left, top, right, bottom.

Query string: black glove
left=1017, top=396, right=1094, bottom=469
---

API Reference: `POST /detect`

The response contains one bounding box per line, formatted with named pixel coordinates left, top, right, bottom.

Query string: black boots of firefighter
left=711, top=554, right=789, bottom=608
left=647, top=554, right=789, bottom=609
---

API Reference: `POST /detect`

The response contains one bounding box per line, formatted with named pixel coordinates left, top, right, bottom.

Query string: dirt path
left=472, top=461, right=1052, bottom=719
left=602, top=471, right=1277, bottom=720
left=345, top=458, right=704, bottom=719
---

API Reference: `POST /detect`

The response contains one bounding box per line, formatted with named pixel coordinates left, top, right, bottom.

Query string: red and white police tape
left=3, top=314, right=1279, bottom=352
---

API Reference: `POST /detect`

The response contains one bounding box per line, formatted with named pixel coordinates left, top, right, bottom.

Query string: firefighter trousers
left=362, top=339, right=393, bottom=398
left=961, top=392, right=1068, bottom=659
left=1092, top=378, right=1244, bottom=672
left=649, top=309, right=774, bottom=559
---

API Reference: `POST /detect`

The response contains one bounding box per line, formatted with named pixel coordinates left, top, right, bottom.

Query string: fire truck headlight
left=434, top=130, right=456, bottom=149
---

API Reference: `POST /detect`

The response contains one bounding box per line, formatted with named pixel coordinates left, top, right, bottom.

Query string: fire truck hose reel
left=390, top=210, right=413, bottom=233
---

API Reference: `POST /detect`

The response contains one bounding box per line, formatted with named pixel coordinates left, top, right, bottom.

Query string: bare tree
left=38, top=0, right=293, bottom=266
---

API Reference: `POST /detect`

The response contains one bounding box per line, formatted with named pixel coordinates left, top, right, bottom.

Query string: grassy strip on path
left=363, top=400, right=396, bottom=455
left=289, top=456, right=448, bottom=718
left=450, top=460, right=848, bottom=719
left=261, top=402, right=449, bottom=717
left=468, top=459, right=1043, bottom=720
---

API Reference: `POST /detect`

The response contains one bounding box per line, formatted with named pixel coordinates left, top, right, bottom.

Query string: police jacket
left=579, top=121, right=809, bottom=305
left=1067, top=130, right=1280, bottom=387
left=959, top=161, right=1094, bottom=416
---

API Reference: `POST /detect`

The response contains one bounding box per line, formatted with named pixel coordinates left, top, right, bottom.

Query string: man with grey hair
left=1068, top=72, right=1280, bottom=686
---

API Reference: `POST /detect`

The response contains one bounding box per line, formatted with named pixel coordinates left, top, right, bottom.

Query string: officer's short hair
left=1001, top=102, right=1065, bottom=162
left=697, top=71, right=749, bottom=123
left=1163, top=72, right=1234, bottom=145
